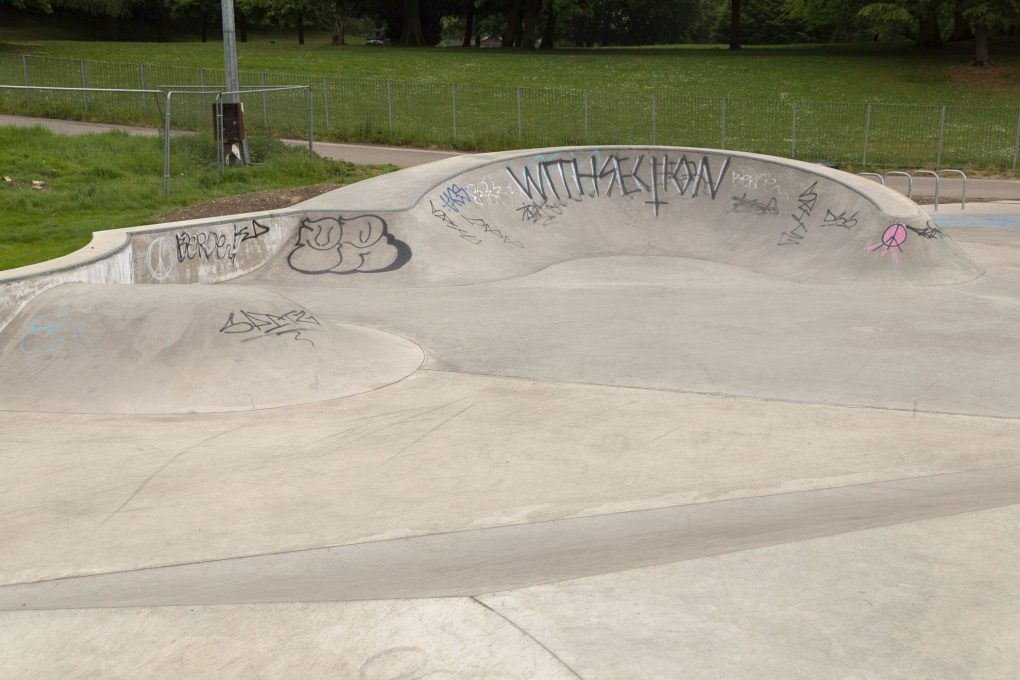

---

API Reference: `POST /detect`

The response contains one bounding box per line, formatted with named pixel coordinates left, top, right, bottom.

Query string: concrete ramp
left=0, top=283, right=422, bottom=414
left=246, top=146, right=981, bottom=287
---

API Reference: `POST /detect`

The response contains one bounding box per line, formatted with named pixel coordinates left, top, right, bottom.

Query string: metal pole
left=221, top=0, right=241, bottom=104
left=936, top=104, right=946, bottom=167
left=306, top=86, right=313, bottom=157
left=200, top=67, right=207, bottom=109
left=163, top=92, right=172, bottom=196
left=863, top=103, right=872, bottom=167
left=651, top=93, right=657, bottom=145
left=791, top=102, right=797, bottom=159
left=260, top=73, right=269, bottom=127
left=451, top=83, right=457, bottom=144
left=583, top=90, right=589, bottom=143
left=516, top=87, right=523, bottom=139
left=80, top=60, right=88, bottom=110
left=139, top=64, right=147, bottom=110
left=21, top=55, right=30, bottom=106
left=216, top=93, right=225, bottom=174
left=322, top=77, right=330, bottom=131
left=721, top=97, right=726, bottom=149
left=387, top=79, right=393, bottom=135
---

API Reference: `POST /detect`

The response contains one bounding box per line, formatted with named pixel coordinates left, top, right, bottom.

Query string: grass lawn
left=0, top=126, right=394, bottom=271
left=2, top=31, right=1019, bottom=106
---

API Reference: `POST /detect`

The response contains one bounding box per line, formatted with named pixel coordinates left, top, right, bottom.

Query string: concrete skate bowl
left=0, top=146, right=982, bottom=415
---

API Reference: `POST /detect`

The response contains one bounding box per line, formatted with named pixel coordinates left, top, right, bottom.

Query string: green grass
left=0, top=126, right=395, bottom=271
left=2, top=34, right=1019, bottom=106
left=1, top=29, right=1019, bottom=167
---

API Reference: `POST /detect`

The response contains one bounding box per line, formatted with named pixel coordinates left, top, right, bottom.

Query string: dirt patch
left=156, top=183, right=343, bottom=223
left=948, top=64, right=1019, bottom=92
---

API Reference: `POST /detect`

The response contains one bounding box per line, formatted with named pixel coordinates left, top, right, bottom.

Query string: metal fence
left=0, top=80, right=311, bottom=196
left=3, top=52, right=1020, bottom=170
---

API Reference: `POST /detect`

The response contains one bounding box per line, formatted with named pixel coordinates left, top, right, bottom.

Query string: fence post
left=163, top=92, right=172, bottom=196
left=21, top=55, right=30, bottom=106
left=80, top=60, right=89, bottom=110
left=387, top=80, right=394, bottom=135
left=721, top=97, right=727, bottom=149
left=516, top=87, right=523, bottom=140
left=583, top=90, right=589, bottom=144
left=1013, top=107, right=1020, bottom=172
left=863, top=103, right=872, bottom=167
left=260, top=73, right=269, bottom=127
left=139, top=64, right=147, bottom=110
left=306, top=86, right=313, bottom=157
left=936, top=104, right=946, bottom=168
left=322, top=77, right=330, bottom=132
left=651, top=93, right=657, bottom=145
left=451, top=83, right=457, bottom=144
left=791, top=102, right=797, bottom=159
left=200, top=67, right=207, bottom=109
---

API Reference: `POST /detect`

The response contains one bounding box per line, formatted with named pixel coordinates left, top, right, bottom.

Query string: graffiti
left=174, top=219, right=270, bottom=265
left=505, top=152, right=730, bottom=216
left=429, top=201, right=483, bottom=244
left=517, top=201, right=565, bottom=227
left=462, top=216, right=524, bottom=248
left=731, top=193, right=779, bottom=216
left=777, top=181, right=819, bottom=245
left=906, top=221, right=946, bottom=239
left=868, top=223, right=908, bottom=263
left=287, top=215, right=410, bottom=275
left=437, top=184, right=471, bottom=213
left=18, top=315, right=83, bottom=356
left=466, top=180, right=503, bottom=206
left=731, top=170, right=789, bottom=199
left=820, top=209, right=859, bottom=230
left=146, top=236, right=177, bottom=280
left=219, top=309, right=321, bottom=346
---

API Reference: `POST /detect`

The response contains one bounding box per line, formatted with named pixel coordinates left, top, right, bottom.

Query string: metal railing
left=3, top=52, right=1020, bottom=170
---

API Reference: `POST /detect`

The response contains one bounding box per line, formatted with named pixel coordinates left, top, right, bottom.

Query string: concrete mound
left=246, top=146, right=982, bottom=288
left=0, top=283, right=423, bottom=414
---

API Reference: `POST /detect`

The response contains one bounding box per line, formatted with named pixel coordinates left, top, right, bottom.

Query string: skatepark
left=2, top=144, right=1020, bottom=677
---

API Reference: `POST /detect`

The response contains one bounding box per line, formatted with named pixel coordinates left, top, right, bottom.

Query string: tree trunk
left=950, top=0, right=973, bottom=41
left=973, top=25, right=991, bottom=66
left=462, top=0, right=475, bottom=47
left=238, top=9, right=248, bottom=42
left=729, top=0, right=741, bottom=49
left=333, top=1, right=347, bottom=45
left=400, top=0, right=425, bottom=45
left=916, top=9, right=942, bottom=48
left=201, top=10, right=207, bottom=42
left=539, top=4, right=557, bottom=49
left=504, top=0, right=522, bottom=47
left=520, top=0, right=540, bottom=49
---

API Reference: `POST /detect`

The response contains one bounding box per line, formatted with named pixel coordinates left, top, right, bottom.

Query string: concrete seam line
left=470, top=596, right=586, bottom=680
left=419, top=368, right=1020, bottom=423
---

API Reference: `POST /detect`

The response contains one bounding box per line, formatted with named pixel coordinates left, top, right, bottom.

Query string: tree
left=171, top=0, right=219, bottom=42
left=858, top=0, right=946, bottom=47
left=964, top=0, right=1020, bottom=64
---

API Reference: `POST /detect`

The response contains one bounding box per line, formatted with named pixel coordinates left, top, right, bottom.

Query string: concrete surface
left=1, top=140, right=1020, bottom=679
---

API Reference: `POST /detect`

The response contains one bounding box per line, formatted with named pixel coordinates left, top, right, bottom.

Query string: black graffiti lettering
left=463, top=216, right=525, bottom=248
left=820, top=209, right=858, bottom=230
left=732, top=193, right=779, bottom=215
left=219, top=309, right=321, bottom=346
left=430, top=201, right=483, bottom=244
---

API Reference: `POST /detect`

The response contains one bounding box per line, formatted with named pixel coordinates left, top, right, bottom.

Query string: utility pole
left=221, top=0, right=249, bottom=164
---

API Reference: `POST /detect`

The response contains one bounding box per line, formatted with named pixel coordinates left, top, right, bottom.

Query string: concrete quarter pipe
left=2, top=147, right=1019, bottom=679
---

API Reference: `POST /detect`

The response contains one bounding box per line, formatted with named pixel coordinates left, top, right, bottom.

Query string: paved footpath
left=2, top=113, right=1018, bottom=202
